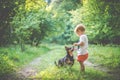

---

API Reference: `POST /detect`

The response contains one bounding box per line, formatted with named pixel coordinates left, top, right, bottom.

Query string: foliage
left=0, top=53, right=15, bottom=76
left=70, top=0, right=120, bottom=44
left=52, top=0, right=81, bottom=11
left=11, top=9, right=52, bottom=46
left=47, top=0, right=81, bottom=44
left=0, top=0, right=120, bottom=46
left=0, top=0, right=25, bottom=46
left=51, top=0, right=120, bottom=45
left=11, top=0, right=58, bottom=50
left=25, top=0, right=46, bottom=11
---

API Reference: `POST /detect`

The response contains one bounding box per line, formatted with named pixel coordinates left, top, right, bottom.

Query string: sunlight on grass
left=31, top=66, right=78, bottom=80
left=31, top=66, right=113, bottom=80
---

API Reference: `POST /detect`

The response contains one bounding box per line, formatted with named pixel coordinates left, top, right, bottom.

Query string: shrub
left=0, top=54, right=16, bottom=76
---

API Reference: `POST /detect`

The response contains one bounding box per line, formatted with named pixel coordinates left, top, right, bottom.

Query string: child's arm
left=73, top=42, right=84, bottom=46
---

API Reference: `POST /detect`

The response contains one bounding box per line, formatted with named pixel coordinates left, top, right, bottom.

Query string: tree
left=11, top=0, right=48, bottom=50
left=0, top=0, right=25, bottom=46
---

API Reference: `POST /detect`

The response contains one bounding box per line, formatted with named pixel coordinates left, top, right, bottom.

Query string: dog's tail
left=54, top=61, right=58, bottom=67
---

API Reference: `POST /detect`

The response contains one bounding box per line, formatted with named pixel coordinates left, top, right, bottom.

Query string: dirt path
left=18, top=57, right=41, bottom=79
left=85, top=61, right=110, bottom=72
left=18, top=48, right=62, bottom=79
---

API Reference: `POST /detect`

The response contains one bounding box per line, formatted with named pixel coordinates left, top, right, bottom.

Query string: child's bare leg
left=79, top=61, right=85, bottom=72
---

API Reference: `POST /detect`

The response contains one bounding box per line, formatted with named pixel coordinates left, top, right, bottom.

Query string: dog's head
left=65, top=46, right=74, bottom=54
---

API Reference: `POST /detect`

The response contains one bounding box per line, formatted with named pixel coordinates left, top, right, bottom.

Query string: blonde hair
left=74, top=24, right=85, bottom=33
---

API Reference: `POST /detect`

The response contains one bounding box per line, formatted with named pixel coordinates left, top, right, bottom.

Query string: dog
left=55, top=46, right=74, bottom=67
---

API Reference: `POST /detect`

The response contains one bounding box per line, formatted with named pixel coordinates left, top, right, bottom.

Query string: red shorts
left=77, top=53, right=88, bottom=62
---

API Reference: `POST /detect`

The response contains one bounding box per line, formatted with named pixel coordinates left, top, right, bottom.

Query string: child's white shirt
left=77, top=34, right=88, bottom=55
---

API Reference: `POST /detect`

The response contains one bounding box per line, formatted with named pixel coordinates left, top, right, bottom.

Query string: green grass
left=31, top=66, right=114, bottom=80
left=0, top=44, right=50, bottom=67
left=88, top=45, right=120, bottom=69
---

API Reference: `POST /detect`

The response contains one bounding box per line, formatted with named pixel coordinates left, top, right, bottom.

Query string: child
left=73, top=24, right=88, bottom=72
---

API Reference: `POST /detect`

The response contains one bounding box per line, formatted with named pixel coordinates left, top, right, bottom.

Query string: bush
left=0, top=53, right=16, bottom=76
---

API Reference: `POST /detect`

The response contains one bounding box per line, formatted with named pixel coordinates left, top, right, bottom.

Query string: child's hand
left=73, top=43, right=78, bottom=46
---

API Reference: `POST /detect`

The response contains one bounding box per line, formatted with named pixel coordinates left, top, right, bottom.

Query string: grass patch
left=0, top=54, right=16, bottom=77
left=0, top=44, right=50, bottom=77
left=0, top=44, right=50, bottom=67
left=88, top=45, right=120, bottom=69
left=31, top=66, right=114, bottom=80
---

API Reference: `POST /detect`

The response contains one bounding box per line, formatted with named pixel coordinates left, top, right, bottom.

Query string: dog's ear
left=65, top=46, right=68, bottom=50
left=65, top=46, right=67, bottom=48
